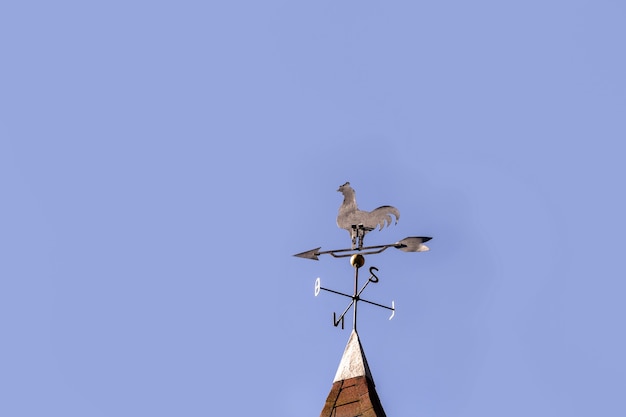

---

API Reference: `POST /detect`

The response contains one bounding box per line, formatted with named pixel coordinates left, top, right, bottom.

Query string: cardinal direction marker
left=315, top=256, right=395, bottom=331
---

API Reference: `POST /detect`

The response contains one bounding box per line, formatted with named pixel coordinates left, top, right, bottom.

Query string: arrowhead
left=293, top=247, right=321, bottom=260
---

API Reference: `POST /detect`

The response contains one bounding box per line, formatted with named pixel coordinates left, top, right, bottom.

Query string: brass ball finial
left=350, top=254, right=365, bottom=268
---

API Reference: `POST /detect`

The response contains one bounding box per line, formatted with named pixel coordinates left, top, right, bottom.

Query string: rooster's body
left=337, top=182, right=400, bottom=248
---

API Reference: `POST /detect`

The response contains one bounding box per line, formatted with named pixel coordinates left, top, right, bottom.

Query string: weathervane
left=294, top=182, right=432, bottom=330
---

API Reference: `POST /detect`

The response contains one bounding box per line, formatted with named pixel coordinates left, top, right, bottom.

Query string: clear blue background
left=2, top=1, right=625, bottom=416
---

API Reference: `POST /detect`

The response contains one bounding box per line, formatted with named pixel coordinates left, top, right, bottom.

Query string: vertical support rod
left=349, top=253, right=365, bottom=331
left=353, top=263, right=359, bottom=331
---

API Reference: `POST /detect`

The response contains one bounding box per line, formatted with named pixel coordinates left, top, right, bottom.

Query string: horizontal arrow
left=294, top=236, right=432, bottom=260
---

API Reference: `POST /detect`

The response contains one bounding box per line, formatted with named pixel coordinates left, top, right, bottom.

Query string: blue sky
left=2, top=1, right=625, bottom=416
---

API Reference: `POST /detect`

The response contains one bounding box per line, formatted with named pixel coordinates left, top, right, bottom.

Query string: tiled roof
left=319, top=330, right=387, bottom=417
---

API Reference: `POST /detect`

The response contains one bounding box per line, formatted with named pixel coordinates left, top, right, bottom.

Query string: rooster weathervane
left=294, top=182, right=432, bottom=330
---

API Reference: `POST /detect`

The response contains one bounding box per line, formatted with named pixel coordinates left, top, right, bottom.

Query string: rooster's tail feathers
left=369, top=205, right=400, bottom=230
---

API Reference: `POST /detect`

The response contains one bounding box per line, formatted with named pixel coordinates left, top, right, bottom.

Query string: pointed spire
left=333, top=329, right=373, bottom=383
left=320, top=330, right=387, bottom=417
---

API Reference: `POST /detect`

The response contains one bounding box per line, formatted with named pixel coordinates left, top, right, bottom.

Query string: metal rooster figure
left=336, top=181, right=401, bottom=249
left=294, top=182, right=432, bottom=330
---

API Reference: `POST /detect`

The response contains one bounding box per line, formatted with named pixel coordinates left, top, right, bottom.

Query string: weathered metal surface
left=336, top=182, right=400, bottom=249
